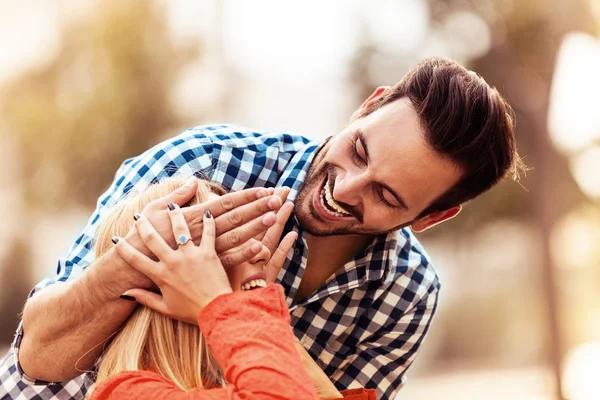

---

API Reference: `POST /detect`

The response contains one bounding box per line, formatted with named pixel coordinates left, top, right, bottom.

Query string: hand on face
left=115, top=177, right=285, bottom=287
left=115, top=186, right=297, bottom=324
left=114, top=205, right=234, bottom=324
left=221, top=187, right=296, bottom=289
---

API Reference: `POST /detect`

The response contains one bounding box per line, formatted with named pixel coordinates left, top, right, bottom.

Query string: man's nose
left=332, top=171, right=369, bottom=206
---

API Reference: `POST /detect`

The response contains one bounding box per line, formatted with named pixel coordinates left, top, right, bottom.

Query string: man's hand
left=121, top=178, right=284, bottom=286
left=216, top=187, right=296, bottom=282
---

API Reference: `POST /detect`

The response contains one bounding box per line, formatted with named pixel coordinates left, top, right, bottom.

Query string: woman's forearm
left=199, top=284, right=318, bottom=399
left=90, top=284, right=319, bottom=400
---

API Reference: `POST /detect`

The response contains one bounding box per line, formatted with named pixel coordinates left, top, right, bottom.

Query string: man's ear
left=411, top=206, right=462, bottom=233
left=350, top=86, right=391, bottom=120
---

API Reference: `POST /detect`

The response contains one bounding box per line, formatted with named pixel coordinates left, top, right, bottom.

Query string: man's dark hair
left=359, top=57, right=525, bottom=218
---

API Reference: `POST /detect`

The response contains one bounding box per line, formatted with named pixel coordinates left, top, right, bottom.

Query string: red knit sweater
left=90, top=284, right=375, bottom=400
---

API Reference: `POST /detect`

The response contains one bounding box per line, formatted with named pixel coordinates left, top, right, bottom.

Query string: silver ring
left=177, top=235, right=192, bottom=246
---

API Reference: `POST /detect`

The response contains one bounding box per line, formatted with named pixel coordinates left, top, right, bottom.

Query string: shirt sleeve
left=0, top=129, right=218, bottom=396
left=330, top=288, right=439, bottom=400
left=89, top=284, right=319, bottom=400
left=29, top=130, right=218, bottom=298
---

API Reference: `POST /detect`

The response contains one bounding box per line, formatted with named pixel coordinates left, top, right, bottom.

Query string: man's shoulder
left=115, top=124, right=314, bottom=188
left=176, top=124, right=312, bottom=153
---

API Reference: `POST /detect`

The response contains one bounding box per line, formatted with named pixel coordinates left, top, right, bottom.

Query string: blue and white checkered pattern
left=0, top=124, right=440, bottom=400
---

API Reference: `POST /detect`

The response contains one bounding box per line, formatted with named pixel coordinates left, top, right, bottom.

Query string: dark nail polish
left=133, top=213, right=141, bottom=221
left=111, top=236, right=119, bottom=245
left=205, top=209, right=212, bottom=219
left=167, top=202, right=176, bottom=211
left=120, top=295, right=136, bottom=301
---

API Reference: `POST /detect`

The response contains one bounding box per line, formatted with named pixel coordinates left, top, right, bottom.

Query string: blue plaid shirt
left=0, top=124, right=440, bottom=400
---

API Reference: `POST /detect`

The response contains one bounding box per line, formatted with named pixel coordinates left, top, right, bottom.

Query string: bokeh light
left=550, top=205, right=600, bottom=270
left=548, top=33, right=600, bottom=154
left=562, top=342, right=600, bottom=400
left=569, top=145, right=600, bottom=200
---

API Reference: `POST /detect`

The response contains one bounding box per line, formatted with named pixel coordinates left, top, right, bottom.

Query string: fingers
left=213, top=195, right=281, bottom=235
left=265, top=231, right=298, bottom=283
left=121, top=289, right=170, bottom=316
left=167, top=203, right=193, bottom=250
left=185, top=190, right=282, bottom=240
left=147, top=177, right=198, bottom=211
left=203, top=187, right=278, bottom=218
left=219, top=240, right=264, bottom=269
left=113, top=237, right=160, bottom=280
left=134, top=214, right=174, bottom=259
left=214, top=212, right=277, bottom=254
left=262, top=201, right=295, bottom=256
left=274, top=187, right=291, bottom=204
left=199, top=210, right=216, bottom=251
left=251, top=187, right=291, bottom=244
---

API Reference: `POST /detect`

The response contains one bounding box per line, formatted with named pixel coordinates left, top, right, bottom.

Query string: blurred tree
left=0, top=0, right=200, bottom=210
left=0, top=0, right=200, bottom=347
left=463, top=2, right=594, bottom=399
left=0, top=237, right=32, bottom=344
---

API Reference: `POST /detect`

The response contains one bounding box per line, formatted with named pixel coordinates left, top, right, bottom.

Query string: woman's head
left=94, top=177, right=270, bottom=391
left=95, top=177, right=270, bottom=291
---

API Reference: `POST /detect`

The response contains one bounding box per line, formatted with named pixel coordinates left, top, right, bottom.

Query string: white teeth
left=321, top=179, right=352, bottom=217
left=240, top=279, right=267, bottom=291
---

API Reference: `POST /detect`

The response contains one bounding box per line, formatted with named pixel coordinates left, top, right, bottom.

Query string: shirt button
left=294, top=248, right=301, bottom=256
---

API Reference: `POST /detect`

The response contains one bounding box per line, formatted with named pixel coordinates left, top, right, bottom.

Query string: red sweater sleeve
left=90, top=284, right=318, bottom=400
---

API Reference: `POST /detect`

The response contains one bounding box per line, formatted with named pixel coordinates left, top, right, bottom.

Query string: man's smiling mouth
left=320, top=176, right=352, bottom=217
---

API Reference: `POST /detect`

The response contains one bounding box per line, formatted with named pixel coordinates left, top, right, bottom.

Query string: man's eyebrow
left=357, top=129, right=409, bottom=210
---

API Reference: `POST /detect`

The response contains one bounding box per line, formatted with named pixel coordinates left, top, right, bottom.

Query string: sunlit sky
left=0, top=0, right=429, bottom=86
left=0, top=0, right=437, bottom=138
left=0, top=1, right=60, bottom=83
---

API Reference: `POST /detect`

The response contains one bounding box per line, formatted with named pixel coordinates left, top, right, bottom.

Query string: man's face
left=295, top=97, right=463, bottom=236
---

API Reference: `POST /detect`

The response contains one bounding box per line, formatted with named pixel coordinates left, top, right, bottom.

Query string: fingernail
left=111, top=236, right=119, bottom=245
left=120, top=294, right=135, bottom=301
left=205, top=209, right=212, bottom=218
left=167, top=202, right=176, bottom=211
left=185, top=177, right=196, bottom=186
left=133, top=213, right=141, bottom=221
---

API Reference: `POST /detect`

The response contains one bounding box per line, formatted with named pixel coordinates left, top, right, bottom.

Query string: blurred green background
left=1, top=1, right=599, bottom=399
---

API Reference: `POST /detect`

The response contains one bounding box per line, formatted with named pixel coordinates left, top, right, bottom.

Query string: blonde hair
left=94, top=177, right=226, bottom=391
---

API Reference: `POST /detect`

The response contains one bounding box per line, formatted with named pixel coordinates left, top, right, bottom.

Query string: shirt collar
left=275, top=136, right=329, bottom=202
